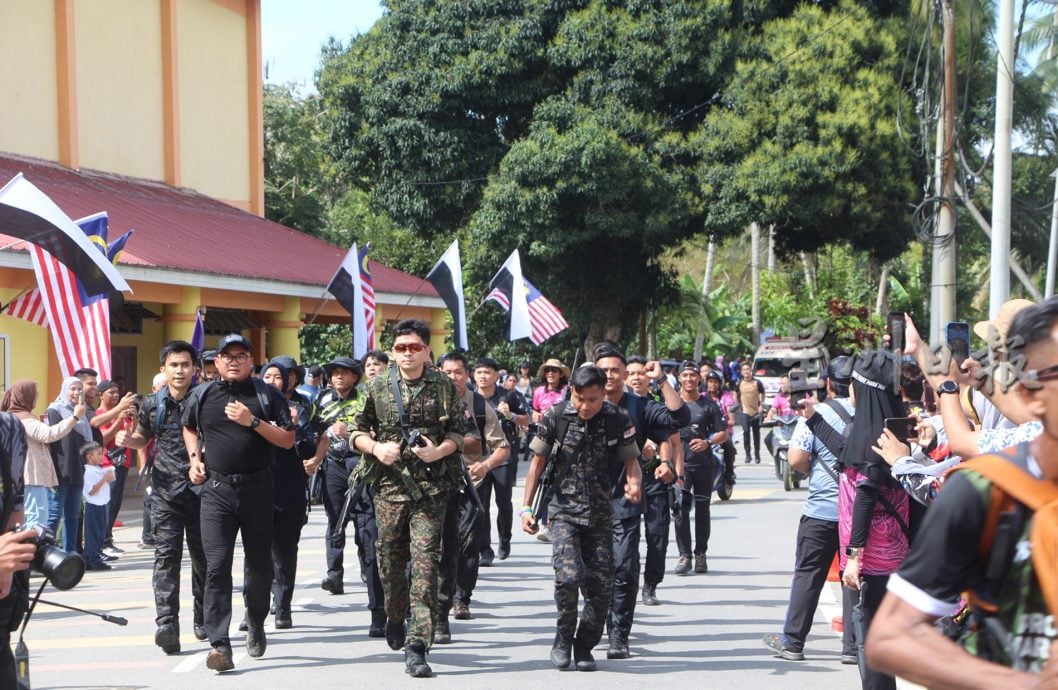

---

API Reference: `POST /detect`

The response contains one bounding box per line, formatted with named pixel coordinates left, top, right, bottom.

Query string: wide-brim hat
left=324, top=356, right=363, bottom=379
left=537, top=358, right=570, bottom=380
left=973, top=299, right=1035, bottom=343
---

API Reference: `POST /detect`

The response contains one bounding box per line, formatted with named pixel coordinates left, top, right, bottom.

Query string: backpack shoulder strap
left=195, top=381, right=215, bottom=429
left=153, top=387, right=169, bottom=435
left=472, top=392, right=487, bottom=440
left=823, top=398, right=853, bottom=428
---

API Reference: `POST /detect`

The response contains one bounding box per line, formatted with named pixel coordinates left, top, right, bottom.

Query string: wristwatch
left=845, top=546, right=864, bottom=559
left=936, top=380, right=959, bottom=397
left=249, top=416, right=261, bottom=429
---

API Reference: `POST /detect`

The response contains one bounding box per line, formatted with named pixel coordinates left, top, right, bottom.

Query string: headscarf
left=48, top=376, right=92, bottom=442
left=0, top=379, right=37, bottom=419
left=261, top=360, right=291, bottom=395
left=839, top=350, right=905, bottom=476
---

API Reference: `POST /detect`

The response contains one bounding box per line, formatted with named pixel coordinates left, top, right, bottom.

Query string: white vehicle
left=751, top=341, right=829, bottom=396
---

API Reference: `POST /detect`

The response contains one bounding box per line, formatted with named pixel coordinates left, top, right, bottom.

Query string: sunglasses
left=393, top=343, right=426, bottom=354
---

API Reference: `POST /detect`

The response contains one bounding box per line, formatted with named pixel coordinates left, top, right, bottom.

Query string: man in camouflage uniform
left=115, top=340, right=206, bottom=654
left=521, top=365, right=642, bottom=672
left=351, top=319, right=466, bottom=678
left=436, top=352, right=509, bottom=641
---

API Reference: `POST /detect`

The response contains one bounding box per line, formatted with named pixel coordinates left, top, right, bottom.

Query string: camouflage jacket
left=529, top=400, right=638, bottom=527
left=352, top=365, right=466, bottom=501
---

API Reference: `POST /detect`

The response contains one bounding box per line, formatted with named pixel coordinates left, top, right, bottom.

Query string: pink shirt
left=838, top=467, right=909, bottom=576
left=532, top=386, right=566, bottom=413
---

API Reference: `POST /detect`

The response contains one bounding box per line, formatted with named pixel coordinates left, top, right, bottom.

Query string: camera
left=404, top=428, right=428, bottom=448
left=19, top=525, right=84, bottom=590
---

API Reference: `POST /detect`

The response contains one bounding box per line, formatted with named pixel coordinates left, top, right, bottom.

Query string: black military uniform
left=137, top=385, right=207, bottom=651
left=182, top=367, right=292, bottom=654
left=477, top=387, right=527, bottom=562
left=529, top=399, right=638, bottom=668
left=675, top=393, right=725, bottom=570
left=608, top=390, right=687, bottom=657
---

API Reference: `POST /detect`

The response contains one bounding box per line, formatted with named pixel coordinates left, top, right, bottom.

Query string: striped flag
left=28, top=213, right=131, bottom=379
left=1, top=289, right=48, bottom=326
left=486, top=264, right=569, bottom=345
left=326, top=242, right=372, bottom=358
left=358, top=244, right=376, bottom=350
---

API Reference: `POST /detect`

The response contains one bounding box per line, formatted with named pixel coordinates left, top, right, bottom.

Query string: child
left=82, top=442, right=115, bottom=571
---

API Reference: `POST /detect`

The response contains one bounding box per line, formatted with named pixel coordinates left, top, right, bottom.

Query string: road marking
left=32, top=659, right=169, bottom=672
left=172, top=651, right=208, bottom=673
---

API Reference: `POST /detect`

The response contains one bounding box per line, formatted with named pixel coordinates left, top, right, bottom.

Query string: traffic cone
left=826, top=553, right=840, bottom=582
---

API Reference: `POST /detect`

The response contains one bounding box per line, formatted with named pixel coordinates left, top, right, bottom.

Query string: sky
left=261, top=0, right=385, bottom=90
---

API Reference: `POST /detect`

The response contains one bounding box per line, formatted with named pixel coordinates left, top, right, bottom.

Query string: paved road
left=16, top=458, right=862, bottom=689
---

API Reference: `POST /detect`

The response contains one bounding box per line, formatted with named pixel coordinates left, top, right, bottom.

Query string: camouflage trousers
left=151, top=490, right=206, bottom=627
left=375, top=491, right=446, bottom=648
left=551, top=518, right=614, bottom=646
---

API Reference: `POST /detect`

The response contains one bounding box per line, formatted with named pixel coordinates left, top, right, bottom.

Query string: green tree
left=263, top=84, right=329, bottom=235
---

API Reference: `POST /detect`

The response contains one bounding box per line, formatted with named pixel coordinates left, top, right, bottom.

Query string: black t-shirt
left=613, top=391, right=687, bottom=505
left=484, top=387, right=528, bottom=452
left=138, top=388, right=195, bottom=499
left=679, top=396, right=724, bottom=465
left=889, top=462, right=1055, bottom=672
left=182, top=378, right=292, bottom=476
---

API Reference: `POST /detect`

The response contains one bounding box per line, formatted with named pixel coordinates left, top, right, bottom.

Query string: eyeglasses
left=217, top=353, right=251, bottom=363
left=393, top=343, right=426, bottom=354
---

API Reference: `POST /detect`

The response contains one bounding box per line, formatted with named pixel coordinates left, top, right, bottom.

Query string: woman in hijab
left=838, top=351, right=909, bottom=690
left=46, top=376, right=92, bottom=551
left=0, top=379, right=84, bottom=529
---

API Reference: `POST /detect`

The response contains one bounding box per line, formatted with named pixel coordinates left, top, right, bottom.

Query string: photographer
left=0, top=412, right=43, bottom=686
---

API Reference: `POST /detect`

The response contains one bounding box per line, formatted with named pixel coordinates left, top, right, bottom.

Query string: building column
left=266, top=296, right=303, bottom=362
left=429, top=307, right=449, bottom=355
left=162, top=286, right=201, bottom=344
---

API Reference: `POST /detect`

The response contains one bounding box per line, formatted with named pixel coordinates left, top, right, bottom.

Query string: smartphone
left=887, top=312, right=906, bottom=354
left=946, top=321, right=971, bottom=367
left=884, top=416, right=918, bottom=443
left=79, top=390, right=85, bottom=404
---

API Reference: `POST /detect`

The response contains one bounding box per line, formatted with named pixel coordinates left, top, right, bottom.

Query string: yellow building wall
left=75, top=0, right=165, bottom=181
left=0, top=288, right=56, bottom=416
left=0, top=2, right=60, bottom=162
left=177, top=0, right=251, bottom=204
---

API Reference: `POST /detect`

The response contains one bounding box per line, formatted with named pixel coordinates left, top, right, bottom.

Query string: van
left=751, top=341, right=829, bottom=396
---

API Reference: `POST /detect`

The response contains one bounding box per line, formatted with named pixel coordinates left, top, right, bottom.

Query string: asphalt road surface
left=16, top=456, right=865, bottom=689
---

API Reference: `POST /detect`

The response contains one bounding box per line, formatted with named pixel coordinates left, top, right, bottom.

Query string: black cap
left=217, top=333, right=252, bottom=353
left=323, top=356, right=363, bottom=379
left=97, top=380, right=117, bottom=395
left=828, top=355, right=853, bottom=384
left=201, top=349, right=217, bottom=364
left=679, top=360, right=698, bottom=373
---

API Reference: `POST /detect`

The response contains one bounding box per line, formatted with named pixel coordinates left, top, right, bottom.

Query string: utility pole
left=931, top=0, right=958, bottom=343
left=692, top=239, right=717, bottom=361
left=990, top=0, right=1015, bottom=316
left=751, top=222, right=761, bottom=346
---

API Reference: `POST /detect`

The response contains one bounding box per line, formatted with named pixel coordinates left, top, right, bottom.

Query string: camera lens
left=34, top=544, right=85, bottom=590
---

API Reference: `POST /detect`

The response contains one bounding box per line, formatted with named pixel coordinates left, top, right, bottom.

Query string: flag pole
left=468, top=293, right=493, bottom=319
left=391, top=276, right=433, bottom=322
left=303, top=286, right=333, bottom=327
left=0, top=283, right=36, bottom=312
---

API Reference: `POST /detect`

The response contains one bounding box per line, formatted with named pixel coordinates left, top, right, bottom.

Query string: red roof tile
left=0, top=152, right=437, bottom=296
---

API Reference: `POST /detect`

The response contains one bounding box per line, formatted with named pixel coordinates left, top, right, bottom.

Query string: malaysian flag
left=359, top=244, right=376, bottom=350
left=487, top=255, right=569, bottom=345
left=326, top=242, right=372, bottom=358
left=28, top=213, right=132, bottom=379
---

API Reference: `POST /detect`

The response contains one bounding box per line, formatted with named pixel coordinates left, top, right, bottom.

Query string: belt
left=209, top=468, right=271, bottom=486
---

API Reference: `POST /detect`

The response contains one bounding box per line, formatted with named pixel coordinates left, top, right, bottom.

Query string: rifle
left=332, top=470, right=367, bottom=547
left=459, top=462, right=485, bottom=554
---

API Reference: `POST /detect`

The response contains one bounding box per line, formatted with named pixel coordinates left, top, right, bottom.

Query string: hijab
left=839, top=350, right=905, bottom=476
left=0, top=379, right=37, bottom=419
left=262, top=361, right=291, bottom=395
left=49, top=376, right=93, bottom=442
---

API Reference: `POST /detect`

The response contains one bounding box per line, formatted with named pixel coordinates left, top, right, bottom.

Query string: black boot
left=368, top=611, right=386, bottom=638
left=434, top=615, right=451, bottom=644
left=607, top=629, right=629, bottom=659
left=574, top=639, right=597, bottom=672
left=404, top=640, right=432, bottom=678
left=386, top=619, right=406, bottom=650
left=550, top=633, right=572, bottom=669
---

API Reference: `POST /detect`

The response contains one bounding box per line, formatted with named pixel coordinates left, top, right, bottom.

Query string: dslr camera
left=18, top=525, right=84, bottom=590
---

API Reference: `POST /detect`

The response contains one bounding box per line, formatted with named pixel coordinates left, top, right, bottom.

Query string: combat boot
left=641, top=583, right=659, bottom=606
left=550, top=633, right=572, bottom=669
left=573, top=638, right=597, bottom=672
left=155, top=622, right=180, bottom=655
left=607, top=629, right=629, bottom=659
left=206, top=644, right=234, bottom=672
left=386, top=619, right=406, bottom=650
left=434, top=615, right=451, bottom=644
left=193, top=611, right=207, bottom=641
left=274, top=608, right=292, bottom=629
left=246, top=622, right=267, bottom=658
left=404, top=640, right=432, bottom=678
left=695, top=554, right=708, bottom=574
left=368, top=611, right=386, bottom=638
